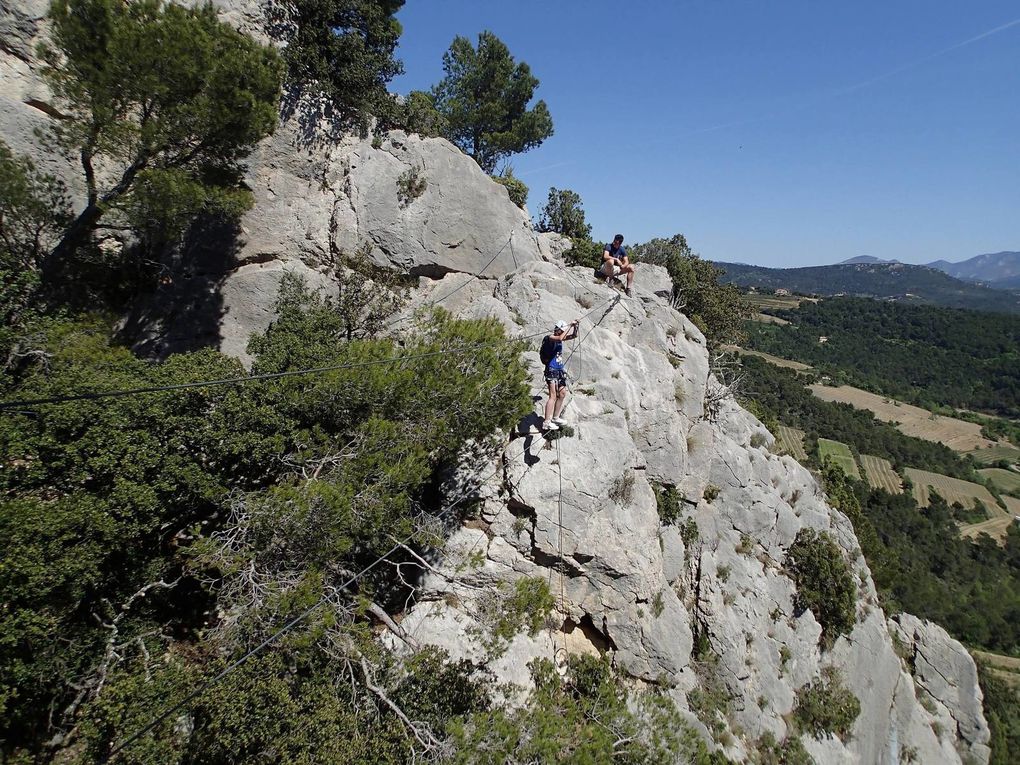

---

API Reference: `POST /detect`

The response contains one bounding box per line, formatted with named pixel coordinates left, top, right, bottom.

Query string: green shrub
left=397, top=90, right=448, bottom=137
left=475, top=577, right=555, bottom=655
left=0, top=140, right=70, bottom=349
left=566, top=236, right=604, bottom=270
left=629, top=234, right=752, bottom=347
left=1, top=275, right=533, bottom=753
left=79, top=646, right=489, bottom=764
left=786, top=528, right=857, bottom=648
left=537, top=187, right=590, bottom=240
left=610, top=471, right=636, bottom=505
left=977, top=659, right=1020, bottom=764
left=679, top=517, right=699, bottom=548
left=502, top=577, right=555, bottom=638
left=492, top=171, right=528, bottom=209
left=755, top=731, right=816, bottom=765
left=449, top=655, right=711, bottom=763
left=793, top=667, right=861, bottom=740
left=741, top=397, right=780, bottom=436
left=651, top=590, right=665, bottom=618
left=703, top=484, right=720, bottom=502
left=396, top=165, right=428, bottom=206
left=688, top=649, right=733, bottom=737
left=654, top=484, right=685, bottom=526
left=737, top=534, right=754, bottom=555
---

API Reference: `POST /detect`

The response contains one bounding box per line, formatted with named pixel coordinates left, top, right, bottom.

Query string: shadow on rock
left=120, top=216, right=242, bottom=359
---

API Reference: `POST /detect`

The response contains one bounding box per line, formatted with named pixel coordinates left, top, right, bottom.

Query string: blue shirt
left=606, top=244, right=626, bottom=260
left=547, top=338, right=565, bottom=371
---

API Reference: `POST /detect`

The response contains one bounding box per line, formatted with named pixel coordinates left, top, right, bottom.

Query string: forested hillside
left=745, top=297, right=1020, bottom=418
left=714, top=261, right=1020, bottom=314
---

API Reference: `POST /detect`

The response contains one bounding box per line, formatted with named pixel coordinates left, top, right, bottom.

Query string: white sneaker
left=552, top=416, right=568, bottom=425
left=542, top=420, right=559, bottom=431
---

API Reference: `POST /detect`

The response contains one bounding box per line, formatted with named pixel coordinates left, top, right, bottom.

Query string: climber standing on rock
left=540, top=319, right=579, bottom=432
left=599, top=234, right=635, bottom=296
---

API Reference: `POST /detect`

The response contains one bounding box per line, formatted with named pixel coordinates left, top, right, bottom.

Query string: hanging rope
left=556, top=436, right=568, bottom=663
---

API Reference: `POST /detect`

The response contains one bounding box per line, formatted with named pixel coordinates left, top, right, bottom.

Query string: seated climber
left=599, top=234, right=635, bottom=296
left=540, top=319, right=579, bottom=431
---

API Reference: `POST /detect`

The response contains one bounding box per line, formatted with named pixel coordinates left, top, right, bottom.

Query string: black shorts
left=544, top=368, right=568, bottom=389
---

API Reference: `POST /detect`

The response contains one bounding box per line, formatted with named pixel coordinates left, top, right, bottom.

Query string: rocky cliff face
left=384, top=259, right=991, bottom=765
left=0, top=1, right=992, bottom=762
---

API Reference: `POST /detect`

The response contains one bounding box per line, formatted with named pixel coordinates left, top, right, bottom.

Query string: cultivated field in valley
left=968, top=444, right=1020, bottom=465
left=776, top=425, right=808, bottom=461
left=860, top=454, right=902, bottom=493
left=979, top=468, right=1020, bottom=495
left=905, top=468, right=1002, bottom=511
left=960, top=495, right=1017, bottom=544
left=744, top=295, right=805, bottom=312
left=960, top=516, right=1014, bottom=543
left=818, top=438, right=860, bottom=479
left=752, top=312, right=791, bottom=325
left=973, top=651, right=1020, bottom=689
left=808, top=384, right=996, bottom=452
left=724, top=345, right=812, bottom=371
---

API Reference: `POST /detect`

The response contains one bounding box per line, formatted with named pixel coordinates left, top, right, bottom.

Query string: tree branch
left=367, top=602, right=419, bottom=650
left=359, top=657, right=440, bottom=753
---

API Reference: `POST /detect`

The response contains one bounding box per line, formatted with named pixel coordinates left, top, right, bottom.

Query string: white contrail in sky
left=680, top=16, right=1020, bottom=138
left=834, top=16, right=1020, bottom=95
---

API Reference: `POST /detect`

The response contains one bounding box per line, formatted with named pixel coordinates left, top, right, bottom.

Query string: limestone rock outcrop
left=890, top=615, right=992, bottom=764
left=0, top=0, right=544, bottom=361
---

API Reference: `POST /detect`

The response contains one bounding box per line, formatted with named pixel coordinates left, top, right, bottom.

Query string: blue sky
left=390, top=1, right=1020, bottom=268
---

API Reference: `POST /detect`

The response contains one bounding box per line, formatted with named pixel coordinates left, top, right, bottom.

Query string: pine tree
left=432, top=31, right=553, bottom=173
left=40, top=0, right=283, bottom=271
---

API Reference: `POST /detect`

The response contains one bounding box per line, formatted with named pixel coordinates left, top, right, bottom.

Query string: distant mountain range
left=837, top=251, right=1020, bottom=290
left=713, top=260, right=1020, bottom=314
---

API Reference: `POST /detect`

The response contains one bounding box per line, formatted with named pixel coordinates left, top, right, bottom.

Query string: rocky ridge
left=0, top=1, right=992, bottom=762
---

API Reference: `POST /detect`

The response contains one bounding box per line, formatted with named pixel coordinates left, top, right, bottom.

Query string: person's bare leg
left=544, top=380, right=557, bottom=423
left=553, top=386, right=568, bottom=419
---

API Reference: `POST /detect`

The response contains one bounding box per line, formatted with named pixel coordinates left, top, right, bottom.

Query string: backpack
left=539, top=336, right=557, bottom=366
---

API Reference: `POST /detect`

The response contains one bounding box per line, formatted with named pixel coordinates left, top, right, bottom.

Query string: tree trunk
left=42, top=156, right=147, bottom=278
left=43, top=201, right=105, bottom=279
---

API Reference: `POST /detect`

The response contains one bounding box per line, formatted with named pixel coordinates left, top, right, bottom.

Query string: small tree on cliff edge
left=40, top=0, right=282, bottom=275
left=537, top=188, right=592, bottom=241
left=630, top=234, right=752, bottom=346
left=432, top=31, right=553, bottom=174
left=536, top=187, right=602, bottom=269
